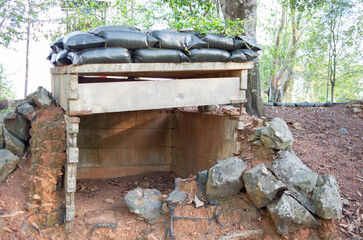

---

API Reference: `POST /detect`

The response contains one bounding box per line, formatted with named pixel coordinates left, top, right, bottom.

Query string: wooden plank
left=68, top=77, right=241, bottom=114
left=77, top=164, right=171, bottom=179
left=50, top=62, right=254, bottom=76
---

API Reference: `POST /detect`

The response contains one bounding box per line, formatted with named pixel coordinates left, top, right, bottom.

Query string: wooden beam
left=68, top=77, right=244, bottom=114
left=50, top=62, right=254, bottom=76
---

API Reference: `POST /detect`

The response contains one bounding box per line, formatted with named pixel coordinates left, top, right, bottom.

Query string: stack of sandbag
left=47, top=25, right=262, bottom=66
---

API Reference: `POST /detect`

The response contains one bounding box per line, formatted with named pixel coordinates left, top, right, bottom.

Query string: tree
left=220, top=0, right=266, bottom=117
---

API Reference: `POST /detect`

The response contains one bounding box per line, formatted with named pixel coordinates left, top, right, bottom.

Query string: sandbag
left=50, top=37, right=64, bottom=51
left=151, top=30, right=207, bottom=51
left=90, top=25, right=140, bottom=35
left=68, top=47, right=132, bottom=65
left=132, top=49, right=190, bottom=63
left=99, top=30, right=157, bottom=49
left=188, top=49, right=230, bottom=62
left=56, top=49, right=72, bottom=66
left=236, top=35, right=262, bottom=51
left=63, top=31, right=105, bottom=50
left=230, top=49, right=258, bottom=62
left=198, top=33, right=238, bottom=51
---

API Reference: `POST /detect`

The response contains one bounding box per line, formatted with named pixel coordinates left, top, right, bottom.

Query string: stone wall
left=27, top=107, right=66, bottom=212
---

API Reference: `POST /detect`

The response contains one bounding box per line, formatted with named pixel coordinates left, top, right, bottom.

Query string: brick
left=33, top=152, right=66, bottom=169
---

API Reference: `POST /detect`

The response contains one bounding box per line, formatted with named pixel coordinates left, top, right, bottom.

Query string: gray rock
left=273, top=151, right=318, bottom=194
left=316, top=175, right=324, bottom=186
left=32, top=87, right=51, bottom=108
left=260, top=117, right=294, bottom=150
left=4, top=100, right=17, bottom=120
left=248, top=128, right=262, bottom=142
left=198, top=104, right=219, bottom=113
left=124, top=188, right=162, bottom=220
left=205, top=157, right=246, bottom=201
left=196, top=170, right=208, bottom=185
left=17, top=103, right=35, bottom=121
left=341, top=198, right=349, bottom=207
left=312, top=174, right=342, bottom=220
left=243, top=164, right=286, bottom=208
left=4, top=114, right=30, bottom=141
left=352, top=107, right=361, bottom=113
left=267, top=193, right=319, bottom=234
left=4, top=128, right=25, bottom=156
left=0, top=149, right=20, bottom=182
left=339, top=128, right=348, bottom=134
left=165, top=190, right=187, bottom=204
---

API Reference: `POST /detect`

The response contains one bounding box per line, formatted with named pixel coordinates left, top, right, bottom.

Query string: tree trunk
left=24, top=0, right=31, bottom=98
left=220, top=0, right=265, bottom=117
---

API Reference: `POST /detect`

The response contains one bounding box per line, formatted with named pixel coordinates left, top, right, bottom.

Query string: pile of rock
left=124, top=117, right=343, bottom=235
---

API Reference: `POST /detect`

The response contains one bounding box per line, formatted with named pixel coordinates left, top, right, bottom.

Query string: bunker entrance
left=77, top=109, right=239, bottom=180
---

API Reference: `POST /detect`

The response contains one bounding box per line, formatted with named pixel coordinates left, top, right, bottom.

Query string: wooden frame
left=51, top=62, right=253, bottom=232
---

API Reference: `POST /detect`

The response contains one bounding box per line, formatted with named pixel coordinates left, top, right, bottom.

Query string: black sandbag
left=50, top=37, right=64, bottom=51
left=63, top=31, right=105, bottom=50
left=90, top=25, right=140, bottom=35
left=188, top=49, right=230, bottom=62
left=56, top=49, right=72, bottom=66
left=151, top=30, right=207, bottom=51
left=235, top=35, right=262, bottom=51
left=50, top=53, right=57, bottom=66
left=132, top=49, right=190, bottom=63
left=68, top=47, right=132, bottom=65
left=198, top=33, right=238, bottom=51
left=230, top=49, right=258, bottom=62
left=99, top=30, right=157, bottom=49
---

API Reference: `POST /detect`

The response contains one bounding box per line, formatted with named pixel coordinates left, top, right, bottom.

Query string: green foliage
left=0, top=64, right=15, bottom=100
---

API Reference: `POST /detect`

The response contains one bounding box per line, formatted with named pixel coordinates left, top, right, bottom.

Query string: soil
left=0, top=104, right=362, bottom=240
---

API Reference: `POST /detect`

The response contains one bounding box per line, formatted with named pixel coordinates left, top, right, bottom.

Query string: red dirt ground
left=0, top=104, right=361, bottom=239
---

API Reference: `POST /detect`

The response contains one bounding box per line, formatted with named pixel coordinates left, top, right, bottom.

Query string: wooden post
left=64, top=115, right=80, bottom=233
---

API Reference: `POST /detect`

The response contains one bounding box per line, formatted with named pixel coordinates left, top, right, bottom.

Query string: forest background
left=0, top=0, right=362, bottom=105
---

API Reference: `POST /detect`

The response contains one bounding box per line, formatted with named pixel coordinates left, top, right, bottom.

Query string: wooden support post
left=64, top=115, right=80, bottom=233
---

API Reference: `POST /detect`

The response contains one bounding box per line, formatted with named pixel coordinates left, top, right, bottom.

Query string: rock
left=32, top=87, right=52, bottom=108
left=165, top=190, right=187, bottom=204
left=352, top=107, right=361, bottom=113
left=205, top=157, right=246, bottom=201
left=292, top=122, right=302, bottom=130
left=198, top=104, right=219, bottom=113
left=341, top=198, right=349, bottom=207
left=0, top=149, right=20, bottom=182
left=196, top=170, right=208, bottom=185
left=248, top=128, right=262, bottom=142
left=267, top=193, right=319, bottom=234
left=339, top=128, right=348, bottom=134
left=243, top=164, right=286, bottom=209
left=17, top=103, right=35, bottom=121
left=312, top=174, right=342, bottom=220
left=104, top=198, right=114, bottom=204
left=4, top=128, right=25, bottom=156
left=146, top=233, right=159, bottom=240
left=273, top=151, right=318, bottom=194
left=4, top=100, right=17, bottom=119
left=193, top=195, right=204, bottom=208
left=124, top=188, right=162, bottom=220
left=260, top=117, right=294, bottom=150
left=316, top=175, right=324, bottom=186
left=0, top=115, right=5, bottom=148
left=161, top=203, right=170, bottom=214
left=4, top=114, right=30, bottom=141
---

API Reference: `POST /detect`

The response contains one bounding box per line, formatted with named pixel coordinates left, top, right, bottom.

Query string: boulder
left=0, top=149, right=20, bottom=182
left=4, top=100, right=17, bottom=119
left=4, top=114, right=30, bottom=141
left=273, top=151, right=318, bottom=194
left=312, top=174, right=342, bottom=219
left=198, top=104, right=219, bottom=113
left=243, top=164, right=286, bottom=208
left=260, top=117, right=293, bottom=150
left=4, top=128, right=25, bottom=156
left=17, top=102, right=35, bottom=121
left=31, top=87, right=52, bottom=108
left=267, top=193, right=319, bottom=234
left=205, top=157, right=246, bottom=201
left=124, top=188, right=162, bottom=220
left=165, top=190, right=187, bottom=204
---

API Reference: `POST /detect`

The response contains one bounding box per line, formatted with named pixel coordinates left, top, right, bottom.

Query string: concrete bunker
left=51, top=62, right=252, bottom=231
